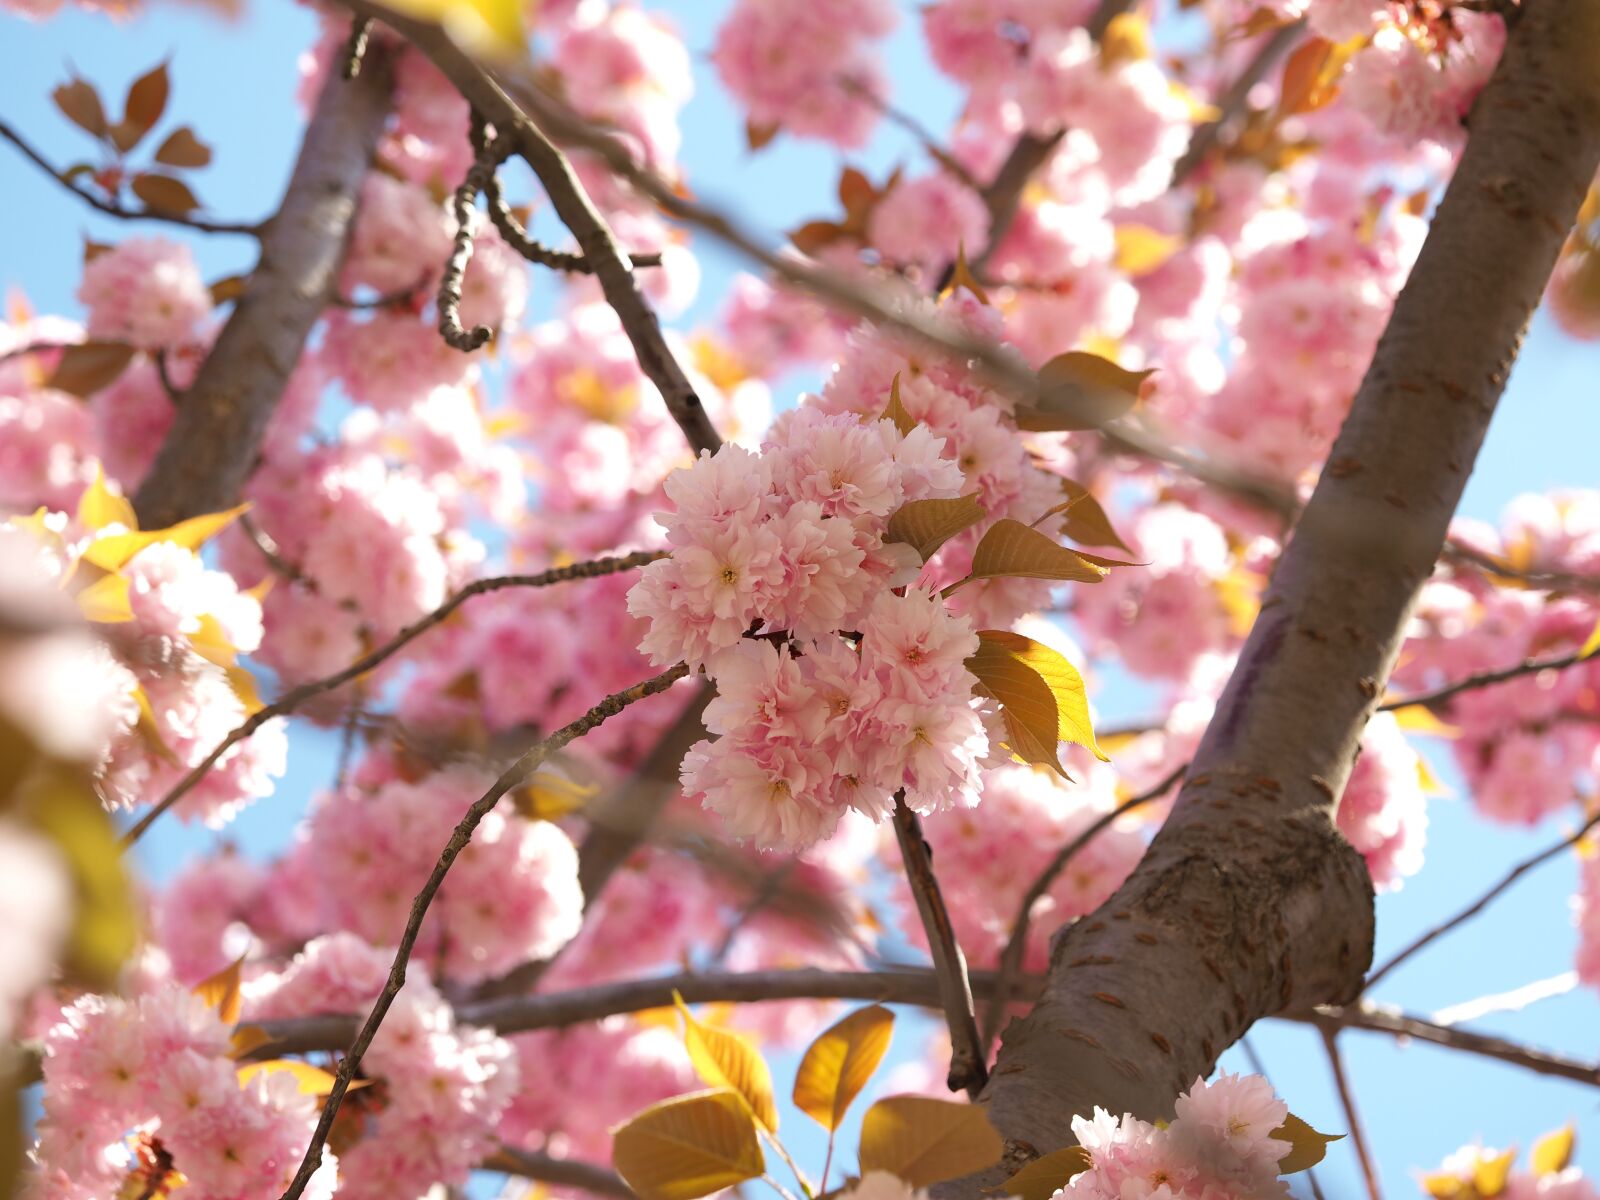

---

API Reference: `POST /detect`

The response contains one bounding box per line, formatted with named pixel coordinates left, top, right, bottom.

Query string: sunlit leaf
left=229, top=1025, right=277, bottom=1059
left=75, top=573, right=133, bottom=624
left=1533, top=1127, right=1575, bottom=1178
left=1390, top=705, right=1460, bottom=739
left=47, top=341, right=135, bottom=399
left=969, top=519, right=1108, bottom=584
left=672, top=992, right=778, bottom=1131
left=1270, top=1113, right=1343, bottom=1175
left=51, top=79, right=108, bottom=138
left=1213, top=566, right=1262, bottom=638
left=792, top=1004, right=894, bottom=1131
left=194, top=955, right=246, bottom=1025
left=1580, top=617, right=1600, bottom=661
left=998, top=1147, right=1093, bottom=1200
left=881, top=372, right=917, bottom=437
left=225, top=664, right=264, bottom=715
left=514, top=771, right=600, bottom=821
left=858, top=1096, right=1004, bottom=1188
left=131, top=172, right=200, bottom=216
left=975, top=629, right=1106, bottom=761
left=943, top=243, right=990, bottom=306
left=1113, top=225, right=1183, bottom=276
left=120, top=62, right=169, bottom=146
left=611, top=1089, right=766, bottom=1200
left=1474, top=1148, right=1517, bottom=1198
left=153, top=125, right=212, bottom=168
left=237, top=1060, right=368, bottom=1097
left=1100, top=12, right=1151, bottom=66
left=1015, top=352, right=1152, bottom=433
left=884, top=495, right=986, bottom=564
left=966, top=635, right=1067, bottom=776
left=82, top=503, right=249, bottom=573
left=1276, top=36, right=1358, bottom=118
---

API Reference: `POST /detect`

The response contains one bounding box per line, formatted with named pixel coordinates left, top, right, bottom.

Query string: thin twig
left=710, top=859, right=798, bottom=967
left=835, top=76, right=979, bottom=191
left=152, top=349, right=184, bottom=404
left=121, top=549, right=667, bottom=845
left=277, top=662, right=690, bottom=1200
left=1319, top=1028, right=1384, bottom=1200
left=484, top=1146, right=634, bottom=1198
left=1364, top=805, right=1600, bottom=990
left=0, top=119, right=261, bottom=236
left=892, top=795, right=987, bottom=1097
left=1170, top=19, right=1307, bottom=183
left=439, top=132, right=500, bottom=352
left=236, top=513, right=319, bottom=592
left=1443, top=539, right=1600, bottom=595
left=981, top=762, right=1186, bottom=1051
left=341, top=16, right=374, bottom=79
left=1377, top=648, right=1595, bottom=713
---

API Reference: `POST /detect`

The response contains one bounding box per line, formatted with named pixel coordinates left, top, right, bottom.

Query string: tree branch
left=483, top=1147, right=634, bottom=1198
left=0, top=118, right=262, bottom=237
left=1320, top=1028, right=1383, bottom=1200
left=1364, top=805, right=1600, bottom=991
left=277, top=663, right=691, bottom=1200
left=132, top=50, right=394, bottom=527
left=1169, top=20, right=1307, bottom=184
left=121, top=549, right=667, bottom=846
left=982, top=763, right=1187, bottom=1052
left=963, top=2, right=1600, bottom=1179
left=1443, top=539, right=1600, bottom=594
left=1377, top=647, right=1596, bottom=714
left=892, top=797, right=987, bottom=1097
left=343, top=0, right=720, bottom=457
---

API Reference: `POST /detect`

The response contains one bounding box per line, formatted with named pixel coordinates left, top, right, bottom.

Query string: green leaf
left=976, top=629, right=1106, bottom=761
left=1532, top=1126, right=1575, bottom=1178
left=881, top=372, right=917, bottom=437
left=884, top=495, right=986, bottom=563
left=1014, top=352, right=1153, bottom=433
left=51, top=79, right=108, bottom=138
left=858, top=1096, right=1004, bottom=1188
left=131, top=172, right=200, bottom=215
left=998, top=1147, right=1093, bottom=1200
left=673, top=991, right=779, bottom=1131
left=792, top=1004, right=894, bottom=1132
left=153, top=125, right=211, bottom=168
left=969, top=519, right=1109, bottom=584
left=1270, top=1113, right=1344, bottom=1175
left=119, top=61, right=169, bottom=146
left=612, top=1089, right=766, bottom=1200
left=46, top=341, right=135, bottom=399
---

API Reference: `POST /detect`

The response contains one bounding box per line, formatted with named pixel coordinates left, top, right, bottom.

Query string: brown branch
left=962, top=3, right=1600, bottom=1180
left=439, top=133, right=500, bottom=352
left=1378, top=648, right=1595, bottom=714
left=836, top=77, right=979, bottom=192
left=1443, top=538, right=1600, bottom=595
left=483, top=1147, right=634, bottom=1198
left=343, top=1, right=720, bottom=456
left=277, top=662, right=690, bottom=1200
left=892, top=796, right=987, bottom=1097
left=0, top=118, right=262, bottom=237
left=120, top=549, right=667, bottom=846
left=1170, top=20, right=1307, bottom=184
left=981, top=763, right=1187, bottom=1052
left=1364, top=804, right=1600, bottom=991
left=132, top=50, right=394, bottom=528
left=1319, top=1028, right=1383, bottom=1200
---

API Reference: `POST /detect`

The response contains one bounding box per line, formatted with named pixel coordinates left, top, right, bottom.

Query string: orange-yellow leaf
left=942, top=243, right=990, bottom=306
left=858, top=1096, right=1004, bottom=1188
left=969, top=519, right=1109, bottom=585
left=792, top=1004, right=894, bottom=1131
left=194, top=955, right=245, bottom=1025
left=82, top=503, right=249, bottom=572
left=884, top=495, right=986, bottom=564
left=1270, top=1113, right=1343, bottom=1175
left=77, top=465, right=138, bottom=532
left=881, top=372, right=917, bottom=437
left=1114, top=225, right=1183, bottom=276
left=975, top=630, right=1105, bottom=761
left=672, top=992, right=778, bottom=1131
left=611, top=1089, right=765, bottom=1200
left=515, top=771, right=600, bottom=821
left=1533, top=1126, right=1576, bottom=1178
left=229, top=1025, right=277, bottom=1059
left=1016, top=352, right=1152, bottom=432
left=999, top=1147, right=1093, bottom=1200
left=236, top=1060, right=368, bottom=1097
left=76, top=573, right=134, bottom=624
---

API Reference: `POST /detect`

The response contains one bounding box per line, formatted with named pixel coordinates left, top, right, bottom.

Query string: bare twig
left=236, top=512, right=318, bottom=591
left=892, top=796, right=987, bottom=1097
left=121, top=549, right=667, bottom=845
left=1170, top=20, right=1307, bottom=183
left=484, top=1147, right=634, bottom=1198
left=439, top=134, right=500, bottom=352
left=1319, top=1028, right=1383, bottom=1200
left=981, top=762, right=1186, bottom=1051
left=1377, top=648, right=1595, bottom=714
left=0, top=119, right=261, bottom=237
left=277, top=662, right=690, bottom=1200
left=836, top=76, right=979, bottom=191
left=1443, top=539, right=1600, bottom=595
left=152, top=349, right=184, bottom=404
left=1364, top=805, right=1600, bottom=990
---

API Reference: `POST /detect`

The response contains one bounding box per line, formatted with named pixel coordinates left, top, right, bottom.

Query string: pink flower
left=868, top=173, right=991, bottom=272
left=77, top=238, right=213, bottom=350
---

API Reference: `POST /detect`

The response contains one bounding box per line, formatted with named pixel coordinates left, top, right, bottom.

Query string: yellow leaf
left=81, top=503, right=249, bottom=573
left=225, top=664, right=265, bottom=715
left=1269, top=1113, right=1343, bottom=1175
left=1533, top=1126, right=1575, bottom=1178
left=1581, top=617, right=1600, bottom=661
left=998, top=1147, right=1093, bottom=1200
left=967, top=636, right=1069, bottom=777
left=673, top=992, right=778, bottom=1131
left=77, top=465, right=137, bottom=533
left=942, top=243, right=990, bottom=306
left=188, top=613, right=237, bottom=668
left=885, top=495, right=986, bottom=563
left=1114, top=225, right=1183, bottom=276
left=194, top=955, right=246, bottom=1025
left=1275, top=36, right=1360, bottom=119
left=881, top=372, right=917, bottom=437
left=792, top=1004, right=894, bottom=1132
left=76, top=573, right=133, bottom=624
left=1475, top=1148, right=1517, bottom=1198
left=1213, top=566, right=1262, bottom=638
left=515, top=771, right=600, bottom=821
left=1052, top=480, right=1134, bottom=554
left=1100, top=12, right=1150, bottom=66
left=969, top=519, right=1109, bottom=585
left=1015, top=351, right=1152, bottom=433
left=1416, top=754, right=1450, bottom=798
left=236, top=1060, right=369, bottom=1097
left=1391, top=705, right=1460, bottom=739
left=131, top=685, right=180, bottom=766
left=976, top=630, right=1106, bottom=761
left=611, top=1089, right=766, bottom=1200
left=229, top=1025, right=277, bottom=1059
left=858, top=1096, right=1004, bottom=1188
left=1421, top=1171, right=1467, bottom=1200
left=381, top=0, right=526, bottom=55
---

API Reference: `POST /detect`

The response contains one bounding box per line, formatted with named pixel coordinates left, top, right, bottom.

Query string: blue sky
left=4, top=2, right=1600, bottom=1196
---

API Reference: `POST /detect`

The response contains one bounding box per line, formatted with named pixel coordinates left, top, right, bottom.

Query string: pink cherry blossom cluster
left=77, top=237, right=214, bottom=352
left=712, top=0, right=897, bottom=148
left=1060, top=1072, right=1293, bottom=1200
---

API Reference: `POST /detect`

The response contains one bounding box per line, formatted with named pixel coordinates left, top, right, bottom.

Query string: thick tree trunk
left=965, top=0, right=1600, bottom=1179
left=132, top=48, right=394, bottom=528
